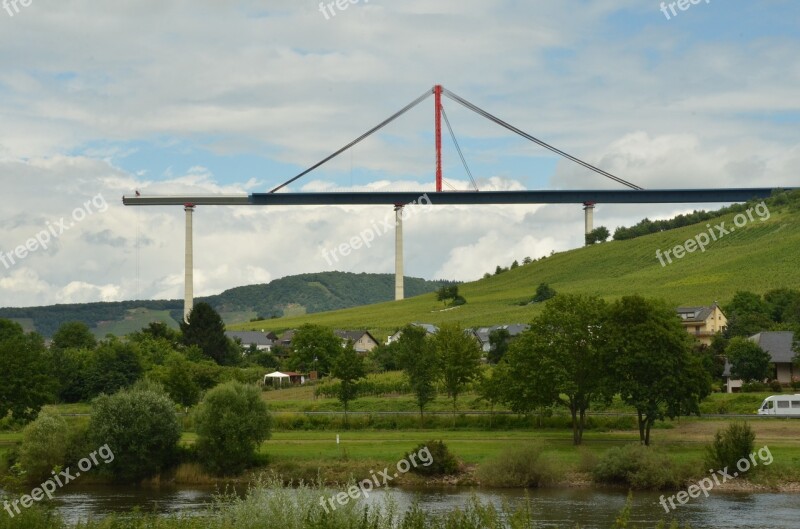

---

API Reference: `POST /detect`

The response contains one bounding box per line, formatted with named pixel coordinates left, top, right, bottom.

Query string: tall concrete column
left=184, top=204, right=195, bottom=322
left=583, top=202, right=595, bottom=245
left=394, top=205, right=404, bottom=301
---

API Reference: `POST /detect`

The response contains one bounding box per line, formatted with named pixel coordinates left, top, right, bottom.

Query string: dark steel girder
left=122, top=188, right=793, bottom=207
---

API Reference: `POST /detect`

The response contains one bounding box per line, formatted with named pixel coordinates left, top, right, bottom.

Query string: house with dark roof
left=751, top=331, right=797, bottom=385
left=676, top=303, right=727, bottom=346
left=386, top=323, right=439, bottom=344
left=473, top=324, right=530, bottom=353
left=334, top=330, right=380, bottom=353
left=225, top=331, right=276, bottom=351
left=722, top=331, right=797, bottom=392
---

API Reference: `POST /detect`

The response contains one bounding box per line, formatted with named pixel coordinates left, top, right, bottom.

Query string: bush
left=741, top=381, right=770, bottom=392
left=405, top=440, right=459, bottom=476
left=592, top=444, right=684, bottom=490
left=193, top=381, right=272, bottom=476
left=769, top=380, right=783, bottom=393
left=477, top=444, right=556, bottom=487
left=705, top=422, right=756, bottom=473
left=17, top=407, right=69, bottom=483
left=88, top=381, right=182, bottom=482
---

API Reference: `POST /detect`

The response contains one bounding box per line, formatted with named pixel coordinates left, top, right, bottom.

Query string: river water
left=11, top=485, right=796, bottom=528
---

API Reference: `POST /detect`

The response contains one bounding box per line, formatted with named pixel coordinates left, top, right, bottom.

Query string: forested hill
left=0, top=272, right=453, bottom=337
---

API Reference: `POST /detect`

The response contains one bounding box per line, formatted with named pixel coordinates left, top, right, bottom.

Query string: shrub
left=88, top=381, right=182, bottom=482
left=193, top=381, right=272, bottom=476
left=592, top=444, right=684, bottom=490
left=769, top=380, right=783, bottom=393
left=741, top=381, right=770, bottom=392
left=705, top=421, right=756, bottom=473
left=405, top=440, right=459, bottom=476
left=17, top=407, right=69, bottom=483
left=477, top=444, right=556, bottom=487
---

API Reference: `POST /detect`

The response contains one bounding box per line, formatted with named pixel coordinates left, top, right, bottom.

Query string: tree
left=18, top=407, right=70, bottom=483
left=501, top=333, right=560, bottom=416
left=244, top=345, right=279, bottom=370
left=477, top=367, right=504, bottom=428
left=370, top=341, right=401, bottom=371
left=330, top=343, right=366, bottom=425
left=51, top=347, right=92, bottom=403
left=89, top=381, right=181, bottom=481
left=487, top=328, right=510, bottom=364
left=436, top=285, right=462, bottom=306
left=434, top=323, right=482, bottom=422
left=0, top=320, right=56, bottom=423
left=162, top=354, right=201, bottom=408
left=724, top=291, right=773, bottom=338
left=764, top=288, right=800, bottom=324
left=510, top=260, right=520, bottom=269
left=288, top=324, right=341, bottom=375
left=585, top=226, right=610, bottom=245
left=726, top=337, right=772, bottom=382
left=193, top=381, right=272, bottom=476
left=396, top=325, right=439, bottom=421
left=86, top=338, right=144, bottom=396
left=51, top=321, right=97, bottom=351
left=531, top=283, right=556, bottom=303
left=511, top=295, right=607, bottom=445
left=522, top=256, right=532, bottom=265
left=603, top=296, right=711, bottom=446
left=180, top=302, right=238, bottom=365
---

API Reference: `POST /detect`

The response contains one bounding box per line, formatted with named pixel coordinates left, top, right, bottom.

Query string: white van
left=757, top=395, right=800, bottom=416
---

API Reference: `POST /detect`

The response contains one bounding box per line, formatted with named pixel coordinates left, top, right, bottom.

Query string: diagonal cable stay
left=441, top=87, right=643, bottom=190
left=270, top=88, right=434, bottom=193
left=441, top=104, right=479, bottom=192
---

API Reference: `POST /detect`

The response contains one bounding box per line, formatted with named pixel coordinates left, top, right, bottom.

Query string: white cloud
left=0, top=1, right=798, bottom=307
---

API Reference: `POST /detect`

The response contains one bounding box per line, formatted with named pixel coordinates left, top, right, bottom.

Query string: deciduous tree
left=603, top=296, right=711, bottom=446
left=434, top=323, right=482, bottom=422
left=331, top=343, right=366, bottom=424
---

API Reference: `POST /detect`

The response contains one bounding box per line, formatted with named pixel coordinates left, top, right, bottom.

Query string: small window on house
left=777, top=401, right=790, bottom=409
left=792, top=401, right=800, bottom=408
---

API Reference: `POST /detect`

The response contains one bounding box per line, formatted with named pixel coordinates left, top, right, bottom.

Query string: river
left=9, top=485, right=795, bottom=528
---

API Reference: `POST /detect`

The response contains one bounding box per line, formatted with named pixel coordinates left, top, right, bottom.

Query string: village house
left=225, top=330, right=277, bottom=351
left=473, top=324, right=530, bottom=353
left=334, top=330, right=380, bottom=353
left=386, top=323, right=439, bottom=344
left=675, top=303, right=727, bottom=346
left=722, top=331, right=797, bottom=393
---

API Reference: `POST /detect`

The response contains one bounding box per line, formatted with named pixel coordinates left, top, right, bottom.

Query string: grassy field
left=231, top=198, right=800, bottom=338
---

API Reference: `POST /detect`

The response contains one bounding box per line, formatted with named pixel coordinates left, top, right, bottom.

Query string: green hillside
left=235, top=194, right=800, bottom=340
left=0, top=272, right=451, bottom=337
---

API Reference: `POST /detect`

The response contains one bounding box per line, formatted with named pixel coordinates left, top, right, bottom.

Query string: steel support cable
left=441, top=105, right=479, bottom=192
left=441, top=88, right=643, bottom=191
left=270, top=88, right=435, bottom=193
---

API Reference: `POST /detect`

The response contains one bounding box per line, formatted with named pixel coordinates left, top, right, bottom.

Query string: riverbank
left=103, top=420, right=800, bottom=493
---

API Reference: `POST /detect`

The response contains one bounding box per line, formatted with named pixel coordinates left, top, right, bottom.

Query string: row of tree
left=490, top=294, right=711, bottom=446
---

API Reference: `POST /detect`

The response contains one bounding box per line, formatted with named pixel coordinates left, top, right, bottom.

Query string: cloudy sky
left=0, top=0, right=798, bottom=307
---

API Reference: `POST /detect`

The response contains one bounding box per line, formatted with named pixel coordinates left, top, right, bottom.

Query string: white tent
left=264, top=371, right=290, bottom=387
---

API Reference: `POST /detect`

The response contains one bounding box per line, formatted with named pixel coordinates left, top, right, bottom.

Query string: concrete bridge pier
left=583, top=202, right=595, bottom=245
left=394, top=204, right=404, bottom=300
left=184, top=204, right=195, bottom=322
